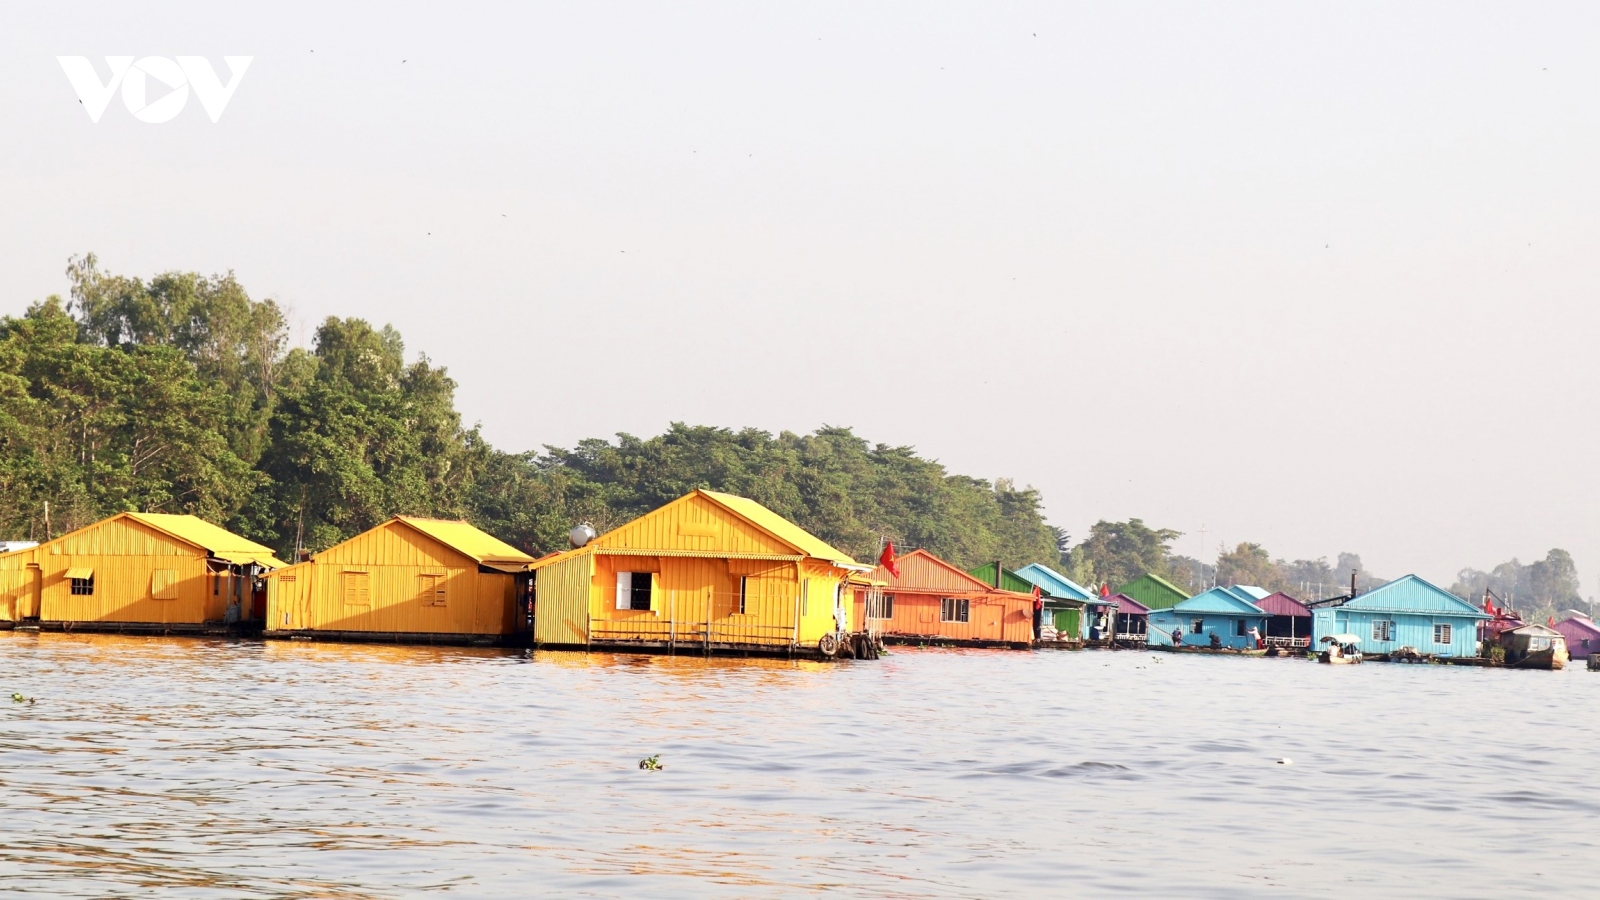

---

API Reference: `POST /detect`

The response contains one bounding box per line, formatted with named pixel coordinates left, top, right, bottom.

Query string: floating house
left=1147, top=586, right=1269, bottom=650
left=852, top=549, right=1036, bottom=647
left=0, top=512, right=286, bottom=631
left=1255, top=591, right=1313, bottom=650
left=528, top=490, right=875, bottom=658
left=1013, top=563, right=1102, bottom=641
left=1107, top=593, right=1150, bottom=644
left=1310, top=574, right=1489, bottom=658
left=1115, top=573, right=1189, bottom=611
left=1553, top=616, right=1600, bottom=660
left=264, top=516, right=535, bottom=644
left=1498, top=622, right=1569, bottom=670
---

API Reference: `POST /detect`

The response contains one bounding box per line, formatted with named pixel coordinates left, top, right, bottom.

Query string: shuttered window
left=152, top=569, right=179, bottom=600
left=1373, top=620, right=1394, bottom=641
left=738, top=576, right=749, bottom=614
left=1433, top=623, right=1451, bottom=644
left=615, top=572, right=652, bottom=611
left=343, top=570, right=371, bottom=606
left=68, top=567, right=94, bottom=596
left=419, top=573, right=447, bottom=607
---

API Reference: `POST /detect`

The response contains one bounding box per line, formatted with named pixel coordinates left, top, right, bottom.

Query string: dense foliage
left=0, top=258, right=1057, bottom=570
left=1, top=257, right=1587, bottom=609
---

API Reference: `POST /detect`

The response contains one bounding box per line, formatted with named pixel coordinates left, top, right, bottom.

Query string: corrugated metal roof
left=698, top=491, right=858, bottom=566
left=1255, top=591, right=1311, bottom=617
left=1555, top=616, right=1600, bottom=638
left=1014, top=564, right=1096, bottom=602
left=1229, top=585, right=1270, bottom=601
left=1173, top=587, right=1265, bottom=615
left=1107, top=593, right=1150, bottom=616
left=394, top=517, right=535, bottom=564
left=127, top=513, right=289, bottom=568
left=877, top=549, right=998, bottom=593
left=1343, top=574, right=1490, bottom=618
left=1115, top=573, right=1190, bottom=610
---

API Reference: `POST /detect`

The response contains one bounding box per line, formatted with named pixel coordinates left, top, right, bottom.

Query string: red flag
left=1100, top=582, right=1110, bottom=597
left=878, top=541, right=900, bottom=578
left=1549, top=616, right=1556, bottom=626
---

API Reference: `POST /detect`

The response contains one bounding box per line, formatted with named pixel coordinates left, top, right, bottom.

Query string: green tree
left=1069, top=518, right=1182, bottom=590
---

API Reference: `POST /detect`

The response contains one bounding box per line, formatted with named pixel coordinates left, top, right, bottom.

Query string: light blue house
left=1148, top=586, right=1269, bottom=649
left=1311, top=574, right=1489, bottom=658
left=1015, top=563, right=1107, bottom=640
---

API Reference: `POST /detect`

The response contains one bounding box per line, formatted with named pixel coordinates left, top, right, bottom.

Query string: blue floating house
left=1014, top=563, right=1111, bottom=641
left=1148, top=586, right=1270, bottom=649
left=1311, top=574, right=1489, bottom=658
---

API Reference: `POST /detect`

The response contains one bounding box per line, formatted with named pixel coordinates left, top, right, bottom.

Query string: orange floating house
left=852, top=548, right=1036, bottom=648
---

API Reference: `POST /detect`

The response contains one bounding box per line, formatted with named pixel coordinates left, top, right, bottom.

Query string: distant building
left=1310, top=574, right=1489, bottom=658
left=1013, top=563, right=1107, bottom=641
left=852, top=549, right=1035, bottom=647
left=1255, top=591, right=1313, bottom=650
left=1148, top=586, right=1269, bottom=649
left=1115, top=573, right=1190, bottom=611
left=1106, top=593, right=1150, bottom=644
left=1553, top=615, right=1600, bottom=660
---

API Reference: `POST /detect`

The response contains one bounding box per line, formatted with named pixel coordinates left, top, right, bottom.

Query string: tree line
left=0, top=257, right=1057, bottom=570
left=1, top=256, right=1586, bottom=622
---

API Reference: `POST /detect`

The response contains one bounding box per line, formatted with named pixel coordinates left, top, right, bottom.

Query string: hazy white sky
left=3, top=2, right=1597, bottom=594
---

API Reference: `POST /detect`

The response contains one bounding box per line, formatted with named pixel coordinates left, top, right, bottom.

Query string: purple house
left=1255, top=591, right=1312, bottom=650
left=1553, top=616, right=1600, bottom=660
left=1108, top=593, right=1149, bottom=644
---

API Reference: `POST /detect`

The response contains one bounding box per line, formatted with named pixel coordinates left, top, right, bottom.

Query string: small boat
left=1318, top=633, right=1363, bottom=665
left=1499, top=624, right=1569, bottom=670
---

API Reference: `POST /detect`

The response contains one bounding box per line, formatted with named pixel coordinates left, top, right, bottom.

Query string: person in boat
left=1208, top=631, right=1222, bottom=650
left=1326, top=641, right=1342, bottom=660
left=1171, top=626, right=1184, bottom=647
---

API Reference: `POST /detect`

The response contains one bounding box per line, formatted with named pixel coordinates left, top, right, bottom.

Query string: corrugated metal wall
left=533, top=549, right=594, bottom=645
left=0, top=517, right=219, bottom=625
left=265, top=521, right=516, bottom=637
left=862, top=588, right=1031, bottom=643
left=594, top=493, right=799, bottom=558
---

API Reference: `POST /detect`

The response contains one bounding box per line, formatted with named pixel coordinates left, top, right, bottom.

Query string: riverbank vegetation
left=0, top=257, right=1587, bottom=622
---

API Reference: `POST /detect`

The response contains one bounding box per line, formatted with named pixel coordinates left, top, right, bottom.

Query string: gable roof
left=124, top=513, right=290, bottom=567
left=1014, top=564, right=1097, bottom=602
left=874, top=548, right=998, bottom=593
left=697, top=491, right=858, bottom=566
left=1115, top=573, right=1190, bottom=610
left=1506, top=623, right=1563, bottom=638
left=1107, top=593, right=1150, bottom=616
left=1343, top=574, right=1490, bottom=618
left=394, top=516, right=535, bottom=565
left=968, top=561, right=1037, bottom=595
left=1229, top=585, right=1270, bottom=601
left=1171, top=586, right=1266, bottom=615
left=1255, top=591, right=1311, bottom=617
left=1554, top=616, right=1600, bottom=640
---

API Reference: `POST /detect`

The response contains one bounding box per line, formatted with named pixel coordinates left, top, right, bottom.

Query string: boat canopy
left=1320, top=633, right=1363, bottom=645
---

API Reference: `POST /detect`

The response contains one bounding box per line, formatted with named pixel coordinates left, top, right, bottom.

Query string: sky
left=1, top=2, right=1597, bottom=595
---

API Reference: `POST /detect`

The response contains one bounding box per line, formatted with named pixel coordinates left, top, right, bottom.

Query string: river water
left=0, top=631, right=1594, bottom=898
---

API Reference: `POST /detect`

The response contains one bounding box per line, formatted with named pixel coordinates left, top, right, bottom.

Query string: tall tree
left=1067, top=518, right=1183, bottom=590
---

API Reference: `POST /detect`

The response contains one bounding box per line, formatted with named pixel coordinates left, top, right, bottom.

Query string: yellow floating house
left=528, top=490, right=878, bottom=658
left=264, top=516, right=536, bottom=644
left=0, top=512, right=287, bottom=631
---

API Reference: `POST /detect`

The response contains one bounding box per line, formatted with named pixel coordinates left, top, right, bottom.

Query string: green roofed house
left=969, top=561, right=1037, bottom=595
left=1014, top=563, right=1115, bottom=643
left=1115, top=573, right=1190, bottom=611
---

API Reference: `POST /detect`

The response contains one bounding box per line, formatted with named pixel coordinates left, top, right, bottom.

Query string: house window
left=1433, top=623, right=1452, bottom=645
left=802, top=579, right=809, bottom=616
left=1235, top=618, right=1248, bottom=636
left=1190, top=618, right=1204, bottom=635
left=615, top=572, right=652, bottom=611
left=342, top=571, right=371, bottom=606
left=70, top=575, right=94, bottom=596
left=1373, top=620, right=1394, bottom=641
left=419, top=573, right=447, bottom=607
left=882, top=594, right=894, bottom=618
left=738, top=576, right=749, bottom=614
left=940, top=597, right=970, bottom=623
left=213, top=573, right=221, bottom=596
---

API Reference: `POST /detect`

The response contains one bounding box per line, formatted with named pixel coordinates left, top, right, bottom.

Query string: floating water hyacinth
left=12, top=692, right=34, bottom=704
left=638, top=755, right=662, bottom=771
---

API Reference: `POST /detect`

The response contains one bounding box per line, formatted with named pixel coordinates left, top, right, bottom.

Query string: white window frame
left=614, top=571, right=653, bottom=611
left=940, top=597, right=970, bottom=623
left=1373, top=619, right=1394, bottom=641
left=1433, top=623, right=1451, bottom=645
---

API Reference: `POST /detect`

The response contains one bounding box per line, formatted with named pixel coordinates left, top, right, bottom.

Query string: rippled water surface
left=1, top=632, right=1596, bottom=897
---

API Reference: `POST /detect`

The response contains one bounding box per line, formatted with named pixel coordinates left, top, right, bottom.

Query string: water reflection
left=1, top=633, right=1596, bottom=897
